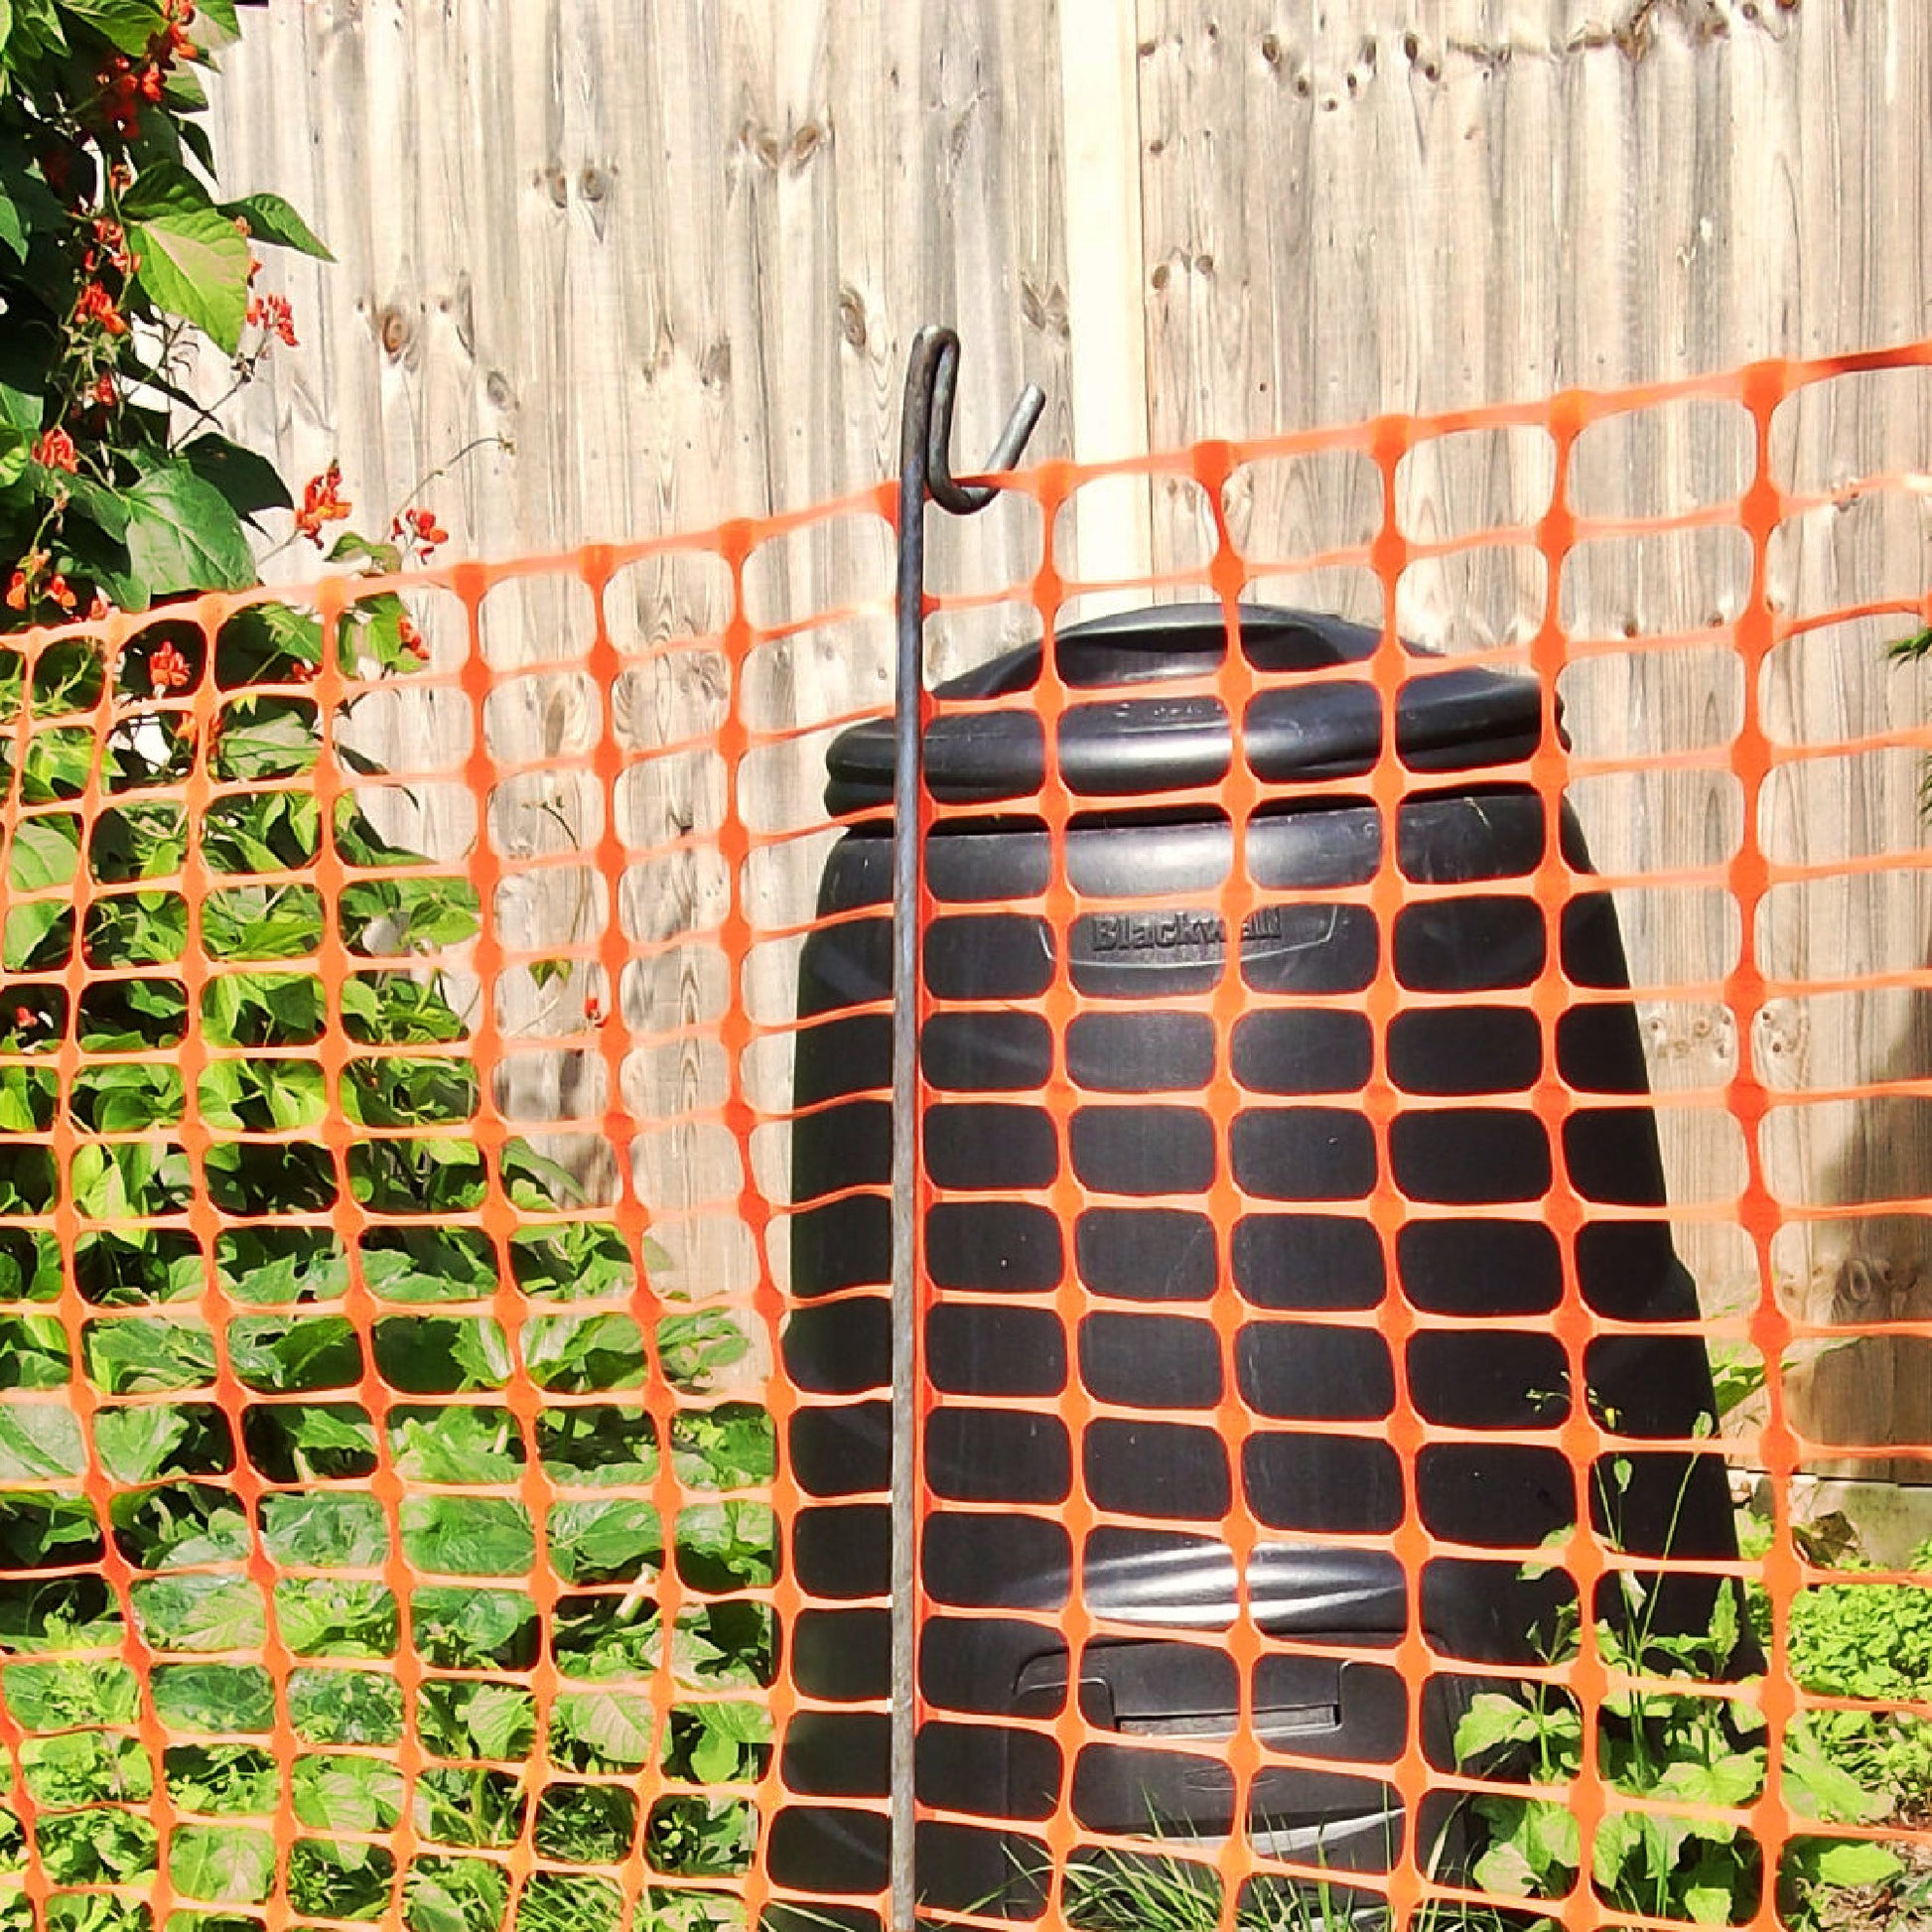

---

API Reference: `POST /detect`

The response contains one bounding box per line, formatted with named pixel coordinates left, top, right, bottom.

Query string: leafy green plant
left=1783, top=1537, right=1932, bottom=1821
left=0, top=0, right=334, bottom=630
left=1452, top=1461, right=1902, bottom=1929
left=0, top=13, right=775, bottom=1932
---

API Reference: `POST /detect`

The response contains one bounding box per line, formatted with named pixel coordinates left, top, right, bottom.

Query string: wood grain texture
left=199, top=0, right=1932, bottom=1471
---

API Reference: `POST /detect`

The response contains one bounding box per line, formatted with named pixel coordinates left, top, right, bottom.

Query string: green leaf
left=260, top=1492, right=389, bottom=1570
left=547, top=1499, right=660, bottom=1584
left=184, top=434, right=294, bottom=524
left=0, top=377, right=38, bottom=437
left=1806, top=1837, right=1905, bottom=1888
left=0, top=180, right=26, bottom=262
left=688, top=1723, right=738, bottom=1785
left=1682, top=1879, right=1734, bottom=1926
left=121, top=461, right=256, bottom=595
left=7, top=0, right=62, bottom=57
left=90, top=1405, right=188, bottom=1484
left=222, top=191, right=332, bottom=260
left=131, top=1574, right=267, bottom=1652
left=193, top=0, right=238, bottom=36
left=151, top=1661, right=275, bottom=1733
left=169, top=1824, right=277, bottom=1904
left=131, top=205, right=252, bottom=352
left=0, top=1404, right=85, bottom=1479
left=398, top=1497, right=534, bottom=1579
left=121, top=159, right=217, bottom=220
left=551, top=1687, right=654, bottom=1765
left=7, top=816, right=79, bottom=895
left=57, top=0, right=163, bottom=55
left=329, top=530, right=403, bottom=574
left=292, top=1754, right=403, bottom=1834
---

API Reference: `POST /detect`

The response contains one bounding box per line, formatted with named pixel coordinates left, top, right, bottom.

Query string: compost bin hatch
left=822, top=601, right=1552, bottom=815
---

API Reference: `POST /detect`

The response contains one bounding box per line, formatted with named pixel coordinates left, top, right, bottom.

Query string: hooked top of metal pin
left=900, top=324, right=1045, bottom=516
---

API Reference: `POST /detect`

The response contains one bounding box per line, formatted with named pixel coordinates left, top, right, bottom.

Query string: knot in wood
left=837, top=284, right=868, bottom=351
left=376, top=306, right=413, bottom=358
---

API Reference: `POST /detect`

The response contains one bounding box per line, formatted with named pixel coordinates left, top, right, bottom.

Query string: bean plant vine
left=0, top=7, right=775, bottom=1932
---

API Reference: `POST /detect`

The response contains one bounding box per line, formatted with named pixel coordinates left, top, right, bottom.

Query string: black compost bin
left=770, top=604, right=1739, bottom=1920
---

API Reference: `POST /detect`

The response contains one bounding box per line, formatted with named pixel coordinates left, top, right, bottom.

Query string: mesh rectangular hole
left=605, top=550, right=736, bottom=658
left=341, top=873, right=479, bottom=957
left=1770, top=489, right=1932, bottom=622
left=496, top=1049, right=611, bottom=1124
left=1763, top=613, right=1932, bottom=748
left=1053, top=475, right=1214, bottom=582
left=742, top=615, right=892, bottom=734
left=922, top=602, right=1042, bottom=687
left=738, top=728, right=846, bottom=839
left=210, top=694, right=320, bottom=782
left=1771, top=365, right=1932, bottom=498
left=1396, top=545, right=1545, bottom=655
left=478, top=576, right=595, bottom=674
left=1559, top=643, right=1743, bottom=759
left=483, top=670, right=601, bottom=765
left=1760, top=748, right=1931, bottom=869
left=1223, top=452, right=1381, bottom=568
left=1560, top=525, right=1753, bottom=640
left=619, top=849, right=732, bottom=948
left=924, top=484, right=1041, bottom=599
left=335, top=682, right=474, bottom=771
left=1395, top=425, right=1556, bottom=542
left=1239, top=564, right=1383, bottom=629
left=615, top=747, right=728, bottom=850
left=744, top=513, right=894, bottom=630
left=1763, top=1096, right=1932, bottom=1209
left=1759, top=869, right=1932, bottom=984
left=1572, top=396, right=1753, bottom=520
left=1565, top=768, right=1743, bottom=880
left=337, top=782, right=479, bottom=868
left=486, top=771, right=604, bottom=862
left=81, top=889, right=185, bottom=966
left=618, top=946, right=732, bottom=1039
left=621, top=1035, right=730, bottom=1121
left=1753, top=988, right=1927, bottom=1093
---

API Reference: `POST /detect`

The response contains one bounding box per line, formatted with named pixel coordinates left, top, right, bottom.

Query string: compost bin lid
left=822, top=602, right=1550, bottom=816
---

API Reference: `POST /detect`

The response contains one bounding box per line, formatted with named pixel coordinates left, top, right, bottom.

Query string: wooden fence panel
left=199, top=0, right=1932, bottom=1493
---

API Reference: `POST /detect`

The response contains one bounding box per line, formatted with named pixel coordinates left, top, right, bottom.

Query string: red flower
left=92, top=373, right=118, bottom=410
left=32, top=428, right=77, bottom=474
left=86, top=593, right=112, bottom=621
left=393, top=506, right=450, bottom=559
left=6, top=551, right=48, bottom=611
left=73, top=281, right=128, bottom=338
left=397, top=617, right=429, bottom=661
left=91, top=219, right=133, bottom=276
left=11, top=1007, right=36, bottom=1033
left=98, top=57, right=151, bottom=138
left=148, top=640, right=192, bottom=694
left=246, top=291, right=297, bottom=347
left=294, top=462, right=350, bottom=545
left=583, top=996, right=604, bottom=1025
left=45, top=575, right=76, bottom=614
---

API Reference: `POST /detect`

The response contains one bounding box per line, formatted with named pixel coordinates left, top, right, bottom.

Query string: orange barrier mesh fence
left=3, top=340, right=1932, bottom=1932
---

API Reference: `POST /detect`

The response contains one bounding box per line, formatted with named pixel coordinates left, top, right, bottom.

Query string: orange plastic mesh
left=1, top=339, right=1931, bottom=1932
